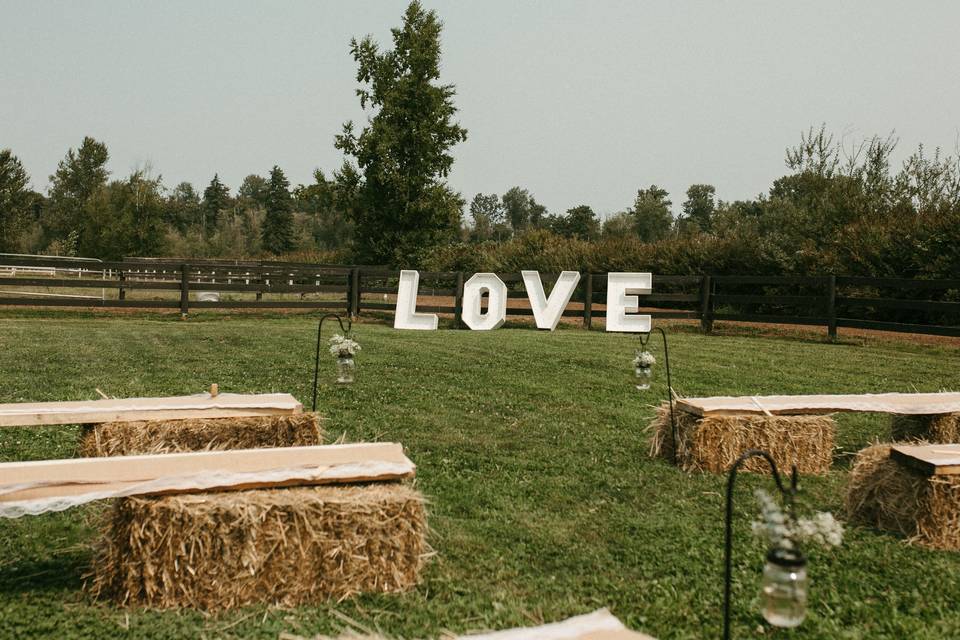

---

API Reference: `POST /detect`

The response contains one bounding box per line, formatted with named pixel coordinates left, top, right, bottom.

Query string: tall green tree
left=201, top=174, right=230, bottom=235
left=552, top=204, right=600, bottom=240
left=294, top=170, right=354, bottom=250
left=468, top=193, right=504, bottom=242
left=261, top=166, right=294, bottom=255
left=632, top=185, right=673, bottom=242
left=80, top=171, right=166, bottom=259
left=501, top=186, right=547, bottom=231
left=680, top=184, right=716, bottom=232
left=165, top=181, right=201, bottom=232
left=237, top=174, right=269, bottom=209
left=0, top=149, right=31, bottom=251
left=45, top=137, right=110, bottom=246
left=334, top=1, right=468, bottom=265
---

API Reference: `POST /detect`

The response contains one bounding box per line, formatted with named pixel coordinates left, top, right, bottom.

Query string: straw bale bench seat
left=846, top=443, right=960, bottom=550
left=649, top=392, right=960, bottom=474
left=0, top=443, right=428, bottom=610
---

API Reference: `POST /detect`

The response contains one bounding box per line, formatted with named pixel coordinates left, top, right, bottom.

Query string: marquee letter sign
left=462, top=273, right=508, bottom=330
left=522, top=270, right=581, bottom=331
left=605, top=272, right=652, bottom=333
left=394, top=270, right=652, bottom=332
left=393, top=270, right=438, bottom=330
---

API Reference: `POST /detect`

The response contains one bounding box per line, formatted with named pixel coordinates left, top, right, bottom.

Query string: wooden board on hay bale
left=87, top=483, right=429, bottom=610
left=0, top=391, right=303, bottom=427
left=648, top=403, right=835, bottom=474
left=846, top=443, right=960, bottom=550
left=78, top=412, right=325, bottom=456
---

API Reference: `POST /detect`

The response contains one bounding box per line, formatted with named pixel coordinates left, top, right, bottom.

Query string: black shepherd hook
left=312, top=313, right=352, bottom=412
left=722, top=449, right=799, bottom=640
left=639, top=327, right=678, bottom=464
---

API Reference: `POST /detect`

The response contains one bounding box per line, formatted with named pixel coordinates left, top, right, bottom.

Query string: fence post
left=351, top=268, right=361, bottom=318
left=583, top=272, right=593, bottom=330
left=255, top=267, right=263, bottom=301
left=700, top=274, right=713, bottom=333
left=826, top=275, right=837, bottom=341
left=118, top=270, right=126, bottom=301
left=454, top=271, right=465, bottom=328
left=179, top=264, right=190, bottom=317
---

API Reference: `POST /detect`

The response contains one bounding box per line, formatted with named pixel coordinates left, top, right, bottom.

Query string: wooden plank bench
left=0, top=391, right=303, bottom=427
left=0, top=442, right=414, bottom=516
left=675, top=391, right=960, bottom=418
left=651, top=392, right=960, bottom=475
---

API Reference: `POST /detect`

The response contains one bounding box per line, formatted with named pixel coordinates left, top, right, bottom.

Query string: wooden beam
left=890, top=444, right=960, bottom=476
left=0, top=442, right=414, bottom=505
left=0, top=392, right=303, bottom=428
left=675, top=392, right=960, bottom=418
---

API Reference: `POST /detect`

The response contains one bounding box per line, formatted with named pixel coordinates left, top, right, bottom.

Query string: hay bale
left=78, top=413, right=324, bottom=456
left=845, top=443, right=960, bottom=550
left=648, top=403, right=835, bottom=474
left=87, top=483, right=429, bottom=610
left=890, top=413, right=960, bottom=443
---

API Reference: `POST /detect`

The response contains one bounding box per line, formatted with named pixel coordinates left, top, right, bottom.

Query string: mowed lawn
left=0, top=312, right=959, bottom=640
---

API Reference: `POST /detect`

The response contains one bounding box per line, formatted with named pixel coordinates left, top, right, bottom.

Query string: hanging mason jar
left=633, top=349, right=655, bottom=390
left=328, top=333, right=360, bottom=385
left=336, top=356, right=355, bottom=384
left=761, top=547, right=808, bottom=628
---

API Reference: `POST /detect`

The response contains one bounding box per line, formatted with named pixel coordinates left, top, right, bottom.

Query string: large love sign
left=394, top=270, right=652, bottom=332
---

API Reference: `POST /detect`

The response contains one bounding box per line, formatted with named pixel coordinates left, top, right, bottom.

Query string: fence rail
left=0, top=257, right=957, bottom=337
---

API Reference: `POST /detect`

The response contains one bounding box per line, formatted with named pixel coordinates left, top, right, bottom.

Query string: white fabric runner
left=0, top=460, right=413, bottom=519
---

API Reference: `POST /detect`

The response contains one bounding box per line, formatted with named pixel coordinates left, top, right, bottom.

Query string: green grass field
left=0, top=312, right=958, bottom=639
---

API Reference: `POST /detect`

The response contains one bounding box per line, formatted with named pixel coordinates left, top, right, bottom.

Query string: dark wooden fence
left=1, top=256, right=958, bottom=337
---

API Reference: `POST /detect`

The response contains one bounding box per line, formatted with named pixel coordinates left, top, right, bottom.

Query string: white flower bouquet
left=751, top=489, right=843, bottom=550
left=328, top=334, right=361, bottom=359
left=633, top=350, right=656, bottom=369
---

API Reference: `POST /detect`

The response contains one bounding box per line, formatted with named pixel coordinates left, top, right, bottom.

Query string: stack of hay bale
left=846, top=411, right=960, bottom=550
left=62, top=389, right=428, bottom=610
left=648, top=402, right=835, bottom=475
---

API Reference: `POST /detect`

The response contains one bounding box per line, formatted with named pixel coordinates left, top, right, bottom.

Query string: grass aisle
left=0, top=314, right=958, bottom=639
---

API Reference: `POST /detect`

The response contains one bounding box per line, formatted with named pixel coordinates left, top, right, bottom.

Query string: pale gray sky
left=2, top=1, right=959, bottom=217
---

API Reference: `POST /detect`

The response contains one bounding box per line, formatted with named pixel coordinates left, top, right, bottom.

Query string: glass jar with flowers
left=751, top=489, right=843, bottom=628
left=328, top=334, right=361, bottom=384
left=633, top=350, right=656, bottom=390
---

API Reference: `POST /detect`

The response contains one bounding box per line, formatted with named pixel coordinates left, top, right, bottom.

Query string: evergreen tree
left=261, top=166, right=294, bottom=254
left=334, top=1, right=468, bottom=265
left=45, top=137, right=109, bottom=246
left=0, top=149, right=31, bottom=251
left=201, top=174, right=230, bottom=236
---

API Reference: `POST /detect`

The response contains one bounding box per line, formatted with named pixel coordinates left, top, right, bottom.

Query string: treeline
left=1, top=125, right=958, bottom=279
left=2, top=0, right=958, bottom=279
left=435, top=127, right=960, bottom=278
left=0, top=137, right=352, bottom=262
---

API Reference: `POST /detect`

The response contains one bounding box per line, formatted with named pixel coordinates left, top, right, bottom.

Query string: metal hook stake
left=312, top=313, right=352, bottom=412
left=722, top=449, right=799, bottom=640
left=639, top=327, right=677, bottom=464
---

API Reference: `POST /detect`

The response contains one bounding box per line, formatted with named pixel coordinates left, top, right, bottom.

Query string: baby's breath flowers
left=328, top=334, right=361, bottom=358
left=633, top=350, right=656, bottom=369
left=751, top=489, right=843, bottom=550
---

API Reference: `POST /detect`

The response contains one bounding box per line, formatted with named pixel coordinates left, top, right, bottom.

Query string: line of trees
left=1, top=1, right=958, bottom=280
